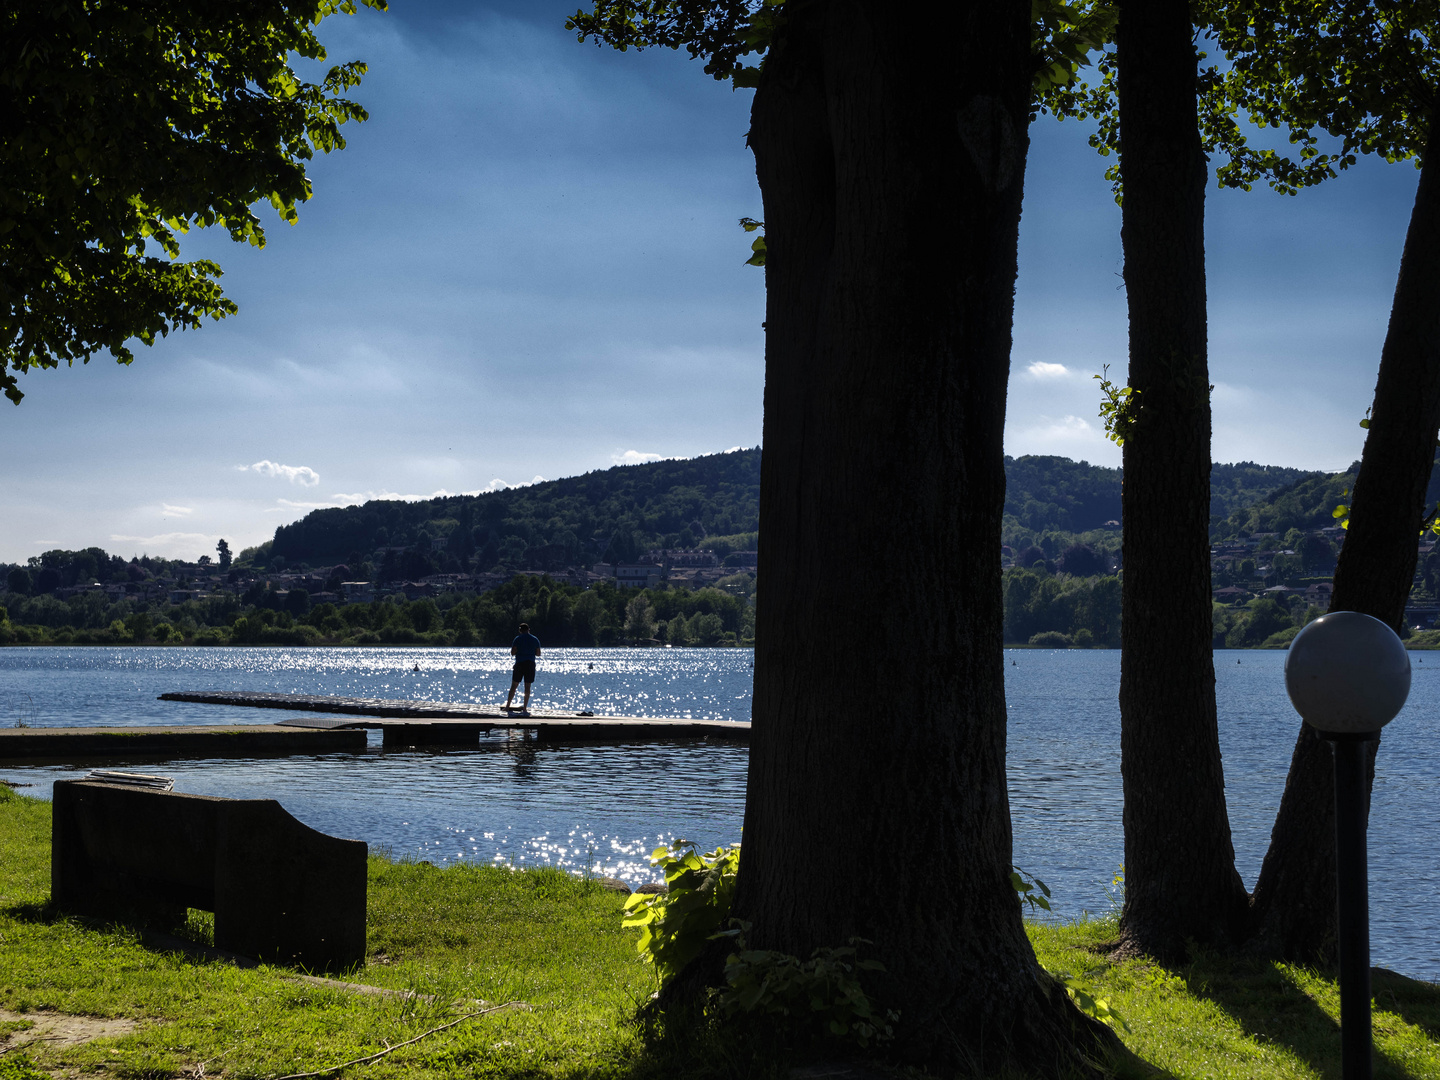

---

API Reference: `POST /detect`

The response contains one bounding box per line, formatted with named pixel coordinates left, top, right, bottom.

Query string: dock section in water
left=0, top=724, right=365, bottom=761
left=158, top=691, right=750, bottom=746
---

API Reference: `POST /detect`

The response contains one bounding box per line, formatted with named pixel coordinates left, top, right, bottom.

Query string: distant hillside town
left=5, top=450, right=1440, bottom=648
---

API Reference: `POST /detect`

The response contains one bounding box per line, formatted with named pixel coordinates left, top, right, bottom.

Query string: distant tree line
left=0, top=573, right=756, bottom=648
left=1002, top=566, right=1122, bottom=647
left=1211, top=598, right=1326, bottom=650
left=1003, top=565, right=1338, bottom=650
left=3, top=547, right=210, bottom=597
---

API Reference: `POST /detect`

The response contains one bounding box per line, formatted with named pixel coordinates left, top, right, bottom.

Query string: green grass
left=1028, top=916, right=1440, bottom=1079
left=4, top=784, right=1440, bottom=1078
left=0, top=785, right=658, bottom=1079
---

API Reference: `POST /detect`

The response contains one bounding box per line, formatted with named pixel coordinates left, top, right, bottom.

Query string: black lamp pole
left=1327, top=730, right=1378, bottom=1080
left=1284, top=611, right=1410, bottom=1080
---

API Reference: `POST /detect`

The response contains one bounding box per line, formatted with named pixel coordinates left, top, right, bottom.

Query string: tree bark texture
left=730, top=0, right=1114, bottom=1072
left=1249, top=112, right=1440, bottom=962
left=1115, top=0, right=1251, bottom=962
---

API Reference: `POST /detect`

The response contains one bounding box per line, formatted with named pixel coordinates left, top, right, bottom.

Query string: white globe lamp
left=1284, top=610, right=1410, bottom=735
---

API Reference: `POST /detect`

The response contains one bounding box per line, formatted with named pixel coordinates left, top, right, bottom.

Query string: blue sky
left=0, top=1, right=1422, bottom=563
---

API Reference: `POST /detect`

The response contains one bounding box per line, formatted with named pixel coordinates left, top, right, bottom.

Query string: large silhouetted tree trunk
left=1114, top=0, right=1251, bottom=962
left=729, top=0, right=1114, bottom=1072
left=1249, top=111, right=1440, bottom=962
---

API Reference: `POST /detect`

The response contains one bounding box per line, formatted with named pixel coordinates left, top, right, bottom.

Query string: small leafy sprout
left=618, top=840, right=893, bottom=1049
left=1334, top=485, right=1440, bottom=538
left=620, top=839, right=741, bottom=984
left=739, top=217, right=766, bottom=267
left=1058, top=975, right=1133, bottom=1033
left=1010, top=864, right=1052, bottom=913
left=719, top=937, right=897, bottom=1048
left=1094, top=364, right=1140, bottom=446
left=1333, top=487, right=1351, bottom=531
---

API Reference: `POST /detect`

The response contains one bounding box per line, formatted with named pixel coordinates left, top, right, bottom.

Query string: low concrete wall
left=52, top=780, right=366, bottom=971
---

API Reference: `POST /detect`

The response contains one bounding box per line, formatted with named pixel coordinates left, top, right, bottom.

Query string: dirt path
left=0, top=1008, right=139, bottom=1051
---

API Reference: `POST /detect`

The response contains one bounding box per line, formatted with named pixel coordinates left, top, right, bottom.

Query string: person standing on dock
left=505, top=623, right=542, bottom=713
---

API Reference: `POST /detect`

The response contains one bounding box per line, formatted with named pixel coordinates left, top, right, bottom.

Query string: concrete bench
left=52, top=779, right=366, bottom=971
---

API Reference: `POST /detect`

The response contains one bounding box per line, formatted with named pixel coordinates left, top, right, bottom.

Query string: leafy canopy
left=1047, top=0, right=1439, bottom=204
left=0, top=0, right=385, bottom=407
left=1205, top=0, right=1439, bottom=177
left=568, top=0, right=1117, bottom=95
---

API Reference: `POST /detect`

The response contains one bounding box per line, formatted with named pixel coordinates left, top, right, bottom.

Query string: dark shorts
left=512, top=659, right=536, bottom=684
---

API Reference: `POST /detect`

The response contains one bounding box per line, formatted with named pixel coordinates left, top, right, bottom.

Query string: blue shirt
left=512, top=633, right=541, bottom=661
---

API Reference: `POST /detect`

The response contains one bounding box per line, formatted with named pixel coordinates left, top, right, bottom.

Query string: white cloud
left=1007, top=414, right=1120, bottom=467
left=309, top=480, right=545, bottom=508
left=612, top=450, right=663, bottom=466
left=239, top=460, right=321, bottom=487
left=1025, top=362, right=1071, bottom=380
left=109, top=532, right=216, bottom=558
left=266, top=498, right=355, bottom=513
left=473, top=476, right=547, bottom=493
left=161, top=504, right=194, bottom=516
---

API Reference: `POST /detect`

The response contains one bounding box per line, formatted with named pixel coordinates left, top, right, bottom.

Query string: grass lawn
left=3, top=784, right=1439, bottom=1078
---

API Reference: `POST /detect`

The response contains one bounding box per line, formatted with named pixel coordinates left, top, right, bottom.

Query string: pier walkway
left=0, top=694, right=748, bottom=761
left=160, top=690, right=750, bottom=745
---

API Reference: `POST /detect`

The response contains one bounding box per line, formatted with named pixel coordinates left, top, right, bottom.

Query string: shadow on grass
left=2, top=898, right=247, bottom=965
left=0, top=900, right=52, bottom=924
left=612, top=990, right=1172, bottom=1080
left=1372, top=967, right=1440, bottom=1044
left=1186, top=952, right=1437, bottom=1080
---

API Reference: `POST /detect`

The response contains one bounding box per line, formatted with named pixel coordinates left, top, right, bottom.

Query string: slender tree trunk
left=728, top=0, right=1115, bottom=1071
left=1115, top=0, right=1251, bottom=962
left=1249, top=111, right=1440, bottom=962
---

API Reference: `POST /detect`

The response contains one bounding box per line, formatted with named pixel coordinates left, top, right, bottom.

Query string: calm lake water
left=1, top=646, right=1436, bottom=980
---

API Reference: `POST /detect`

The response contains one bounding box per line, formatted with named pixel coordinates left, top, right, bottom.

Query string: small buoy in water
left=413, top=664, right=420, bottom=672
left=588, top=663, right=594, bottom=670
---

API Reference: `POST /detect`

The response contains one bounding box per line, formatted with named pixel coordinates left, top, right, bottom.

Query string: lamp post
left=1283, top=610, right=1411, bottom=1080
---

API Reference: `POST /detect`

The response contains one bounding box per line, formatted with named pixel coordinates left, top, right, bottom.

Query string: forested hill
left=1212, top=457, right=1440, bottom=539
left=1002, top=456, right=1122, bottom=534
left=1001, top=456, right=1326, bottom=536
left=258, top=450, right=1360, bottom=574
left=264, top=449, right=763, bottom=571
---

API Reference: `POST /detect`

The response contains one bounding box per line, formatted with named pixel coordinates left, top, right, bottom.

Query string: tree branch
left=267, top=1001, right=527, bottom=1080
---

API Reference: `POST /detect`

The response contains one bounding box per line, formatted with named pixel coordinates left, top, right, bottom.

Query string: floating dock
left=0, top=694, right=749, bottom=761
left=159, top=691, right=751, bottom=746
left=0, top=724, right=364, bottom=761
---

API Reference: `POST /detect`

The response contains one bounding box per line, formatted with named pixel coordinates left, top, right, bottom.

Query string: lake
left=1, top=645, right=1436, bottom=980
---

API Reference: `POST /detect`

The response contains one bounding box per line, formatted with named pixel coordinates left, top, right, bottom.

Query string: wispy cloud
left=109, top=532, right=215, bottom=558
left=478, top=475, right=546, bottom=493
left=1007, top=414, right=1118, bottom=465
left=306, top=479, right=547, bottom=509
left=1025, top=362, right=1070, bottom=380
left=239, top=460, right=321, bottom=487
left=162, top=504, right=194, bottom=516
left=612, top=450, right=663, bottom=466
left=265, top=497, right=356, bottom=513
